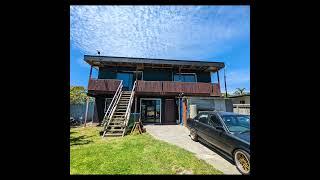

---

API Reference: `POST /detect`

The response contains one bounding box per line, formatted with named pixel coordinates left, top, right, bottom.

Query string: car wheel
left=190, top=128, right=198, bottom=142
left=234, top=149, right=250, bottom=175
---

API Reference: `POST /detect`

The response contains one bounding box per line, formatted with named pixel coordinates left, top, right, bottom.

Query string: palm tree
left=234, top=88, right=246, bottom=95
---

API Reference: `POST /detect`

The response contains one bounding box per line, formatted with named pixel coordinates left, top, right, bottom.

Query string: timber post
left=84, top=97, right=89, bottom=127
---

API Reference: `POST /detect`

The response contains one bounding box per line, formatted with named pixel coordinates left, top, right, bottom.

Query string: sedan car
left=187, top=111, right=250, bottom=175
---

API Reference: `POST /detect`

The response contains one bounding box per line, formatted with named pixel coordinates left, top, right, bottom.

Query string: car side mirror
left=216, top=126, right=224, bottom=131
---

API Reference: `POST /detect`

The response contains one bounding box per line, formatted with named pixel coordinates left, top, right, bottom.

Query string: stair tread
left=108, top=129, right=124, bottom=132
left=109, top=125, right=124, bottom=127
left=105, top=133, right=123, bottom=135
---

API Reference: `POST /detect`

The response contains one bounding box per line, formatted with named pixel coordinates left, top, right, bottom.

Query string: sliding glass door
left=140, top=99, right=161, bottom=124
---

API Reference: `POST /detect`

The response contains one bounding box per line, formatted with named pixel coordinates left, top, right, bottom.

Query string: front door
left=164, top=99, right=176, bottom=124
left=140, top=99, right=161, bottom=124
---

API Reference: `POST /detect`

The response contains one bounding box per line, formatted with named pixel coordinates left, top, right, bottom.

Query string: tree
left=70, top=86, right=93, bottom=104
left=234, top=88, right=246, bottom=95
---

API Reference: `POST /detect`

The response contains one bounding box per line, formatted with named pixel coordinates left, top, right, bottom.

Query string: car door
left=196, top=113, right=210, bottom=141
left=202, top=114, right=223, bottom=147
left=209, top=114, right=234, bottom=153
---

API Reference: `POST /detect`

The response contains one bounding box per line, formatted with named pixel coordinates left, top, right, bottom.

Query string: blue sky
left=70, top=6, right=250, bottom=93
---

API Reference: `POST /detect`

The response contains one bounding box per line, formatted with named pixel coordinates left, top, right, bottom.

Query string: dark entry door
left=165, top=99, right=176, bottom=124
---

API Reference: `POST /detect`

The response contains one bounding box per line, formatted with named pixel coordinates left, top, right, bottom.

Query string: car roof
left=213, top=111, right=245, bottom=116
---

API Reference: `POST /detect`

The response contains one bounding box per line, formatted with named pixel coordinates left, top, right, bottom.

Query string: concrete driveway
left=144, top=125, right=241, bottom=175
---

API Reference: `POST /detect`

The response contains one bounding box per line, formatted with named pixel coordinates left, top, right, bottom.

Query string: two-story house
left=84, top=55, right=229, bottom=137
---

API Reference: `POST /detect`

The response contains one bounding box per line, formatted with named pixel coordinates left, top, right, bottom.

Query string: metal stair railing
left=122, top=81, right=137, bottom=137
left=101, top=80, right=123, bottom=136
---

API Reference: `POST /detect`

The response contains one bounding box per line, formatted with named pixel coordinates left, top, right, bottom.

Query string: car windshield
left=220, top=114, right=250, bottom=133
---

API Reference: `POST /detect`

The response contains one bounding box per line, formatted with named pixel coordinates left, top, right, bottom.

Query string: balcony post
left=217, top=70, right=220, bottom=86
left=87, top=65, right=93, bottom=88
left=224, top=67, right=228, bottom=98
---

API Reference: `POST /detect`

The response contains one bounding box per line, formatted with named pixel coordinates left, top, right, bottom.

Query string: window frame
left=173, top=73, right=197, bottom=82
left=198, top=114, right=209, bottom=125
left=209, top=114, right=223, bottom=128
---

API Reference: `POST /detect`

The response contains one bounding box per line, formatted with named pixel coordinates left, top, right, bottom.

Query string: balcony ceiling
left=84, top=55, right=224, bottom=72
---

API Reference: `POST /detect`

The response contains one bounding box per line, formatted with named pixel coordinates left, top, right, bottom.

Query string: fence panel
left=70, top=101, right=95, bottom=123
left=233, top=104, right=250, bottom=115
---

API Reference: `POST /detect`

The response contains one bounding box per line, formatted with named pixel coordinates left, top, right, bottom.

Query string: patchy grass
left=70, top=126, right=223, bottom=175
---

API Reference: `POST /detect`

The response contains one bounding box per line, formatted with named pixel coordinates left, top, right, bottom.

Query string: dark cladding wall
left=94, top=94, right=114, bottom=123
left=143, top=69, right=172, bottom=81
left=98, top=66, right=212, bottom=83
left=98, top=66, right=136, bottom=79
left=95, top=97, right=105, bottom=123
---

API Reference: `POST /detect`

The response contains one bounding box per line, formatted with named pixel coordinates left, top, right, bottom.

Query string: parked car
left=187, top=111, right=250, bottom=175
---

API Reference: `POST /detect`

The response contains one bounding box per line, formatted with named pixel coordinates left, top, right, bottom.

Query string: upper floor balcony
left=87, top=78, right=221, bottom=97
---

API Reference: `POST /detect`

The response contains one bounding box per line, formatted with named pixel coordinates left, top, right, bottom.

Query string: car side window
left=194, top=113, right=202, bottom=121
left=210, top=115, right=223, bottom=128
left=199, top=114, right=209, bottom=124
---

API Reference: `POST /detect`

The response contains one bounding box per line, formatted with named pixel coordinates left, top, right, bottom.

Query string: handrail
left=102, top=80, right=122, bottom=126
left=104, top=89, right=122, bottom=132
left=102, top=80, right=123, bottom=131
left=122, top=81, right=136, bottom=136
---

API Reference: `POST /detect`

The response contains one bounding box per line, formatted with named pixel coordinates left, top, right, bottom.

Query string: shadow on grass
left=70, top=134, right=94, bottom=146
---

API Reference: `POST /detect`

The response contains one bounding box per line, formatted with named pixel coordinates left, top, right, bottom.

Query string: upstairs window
left=174, top=73, right=197, bottom=82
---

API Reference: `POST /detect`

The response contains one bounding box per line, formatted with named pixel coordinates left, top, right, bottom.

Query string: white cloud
left=70, top=6, right=249, bottom=60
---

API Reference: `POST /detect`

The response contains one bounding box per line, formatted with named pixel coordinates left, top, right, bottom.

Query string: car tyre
left=190, top=128, right=198, bottom=142
left=234, top=149, right=250, bottom=175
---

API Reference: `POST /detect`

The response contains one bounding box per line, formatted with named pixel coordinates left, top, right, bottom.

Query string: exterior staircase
left=101, top=80, right=136, bottom=138
left=103, top=91, right=132, bottom=137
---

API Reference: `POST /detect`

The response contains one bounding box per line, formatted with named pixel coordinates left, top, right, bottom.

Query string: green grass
left=70, top=126, right=223, bottom=175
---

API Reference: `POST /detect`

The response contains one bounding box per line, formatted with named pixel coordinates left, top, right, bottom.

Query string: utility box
left=189, top=104, right=197, bottom=119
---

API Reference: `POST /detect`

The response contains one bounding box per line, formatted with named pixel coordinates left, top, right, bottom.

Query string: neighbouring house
left=229, top=94, right=250, bottom=115
left=84, top=55, right=232, bottom=137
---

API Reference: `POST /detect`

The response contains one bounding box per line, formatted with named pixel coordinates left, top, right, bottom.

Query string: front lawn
left=70, top=126, right=223, bottom=175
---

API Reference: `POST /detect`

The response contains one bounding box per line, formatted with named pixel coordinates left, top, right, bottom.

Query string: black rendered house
left=84, top=55, right=225, bottom=137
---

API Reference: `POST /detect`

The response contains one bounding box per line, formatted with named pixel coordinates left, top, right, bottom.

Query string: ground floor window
left=140, top=98, right=161, bottom=124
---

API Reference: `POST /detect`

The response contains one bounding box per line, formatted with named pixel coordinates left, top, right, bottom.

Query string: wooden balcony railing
left=136, top=80, right=221, bottom=96
left=135, top=81, right=162, bottom=93
left=88, top=79, right=121, bottom=94
left=88, top=79, right=221, bottom=97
